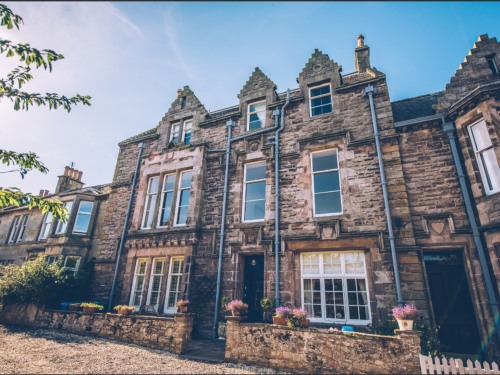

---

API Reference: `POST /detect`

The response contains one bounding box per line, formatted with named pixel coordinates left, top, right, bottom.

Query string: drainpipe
left=272, top=89, right=290, bottom=309
left=442, top=120, right=500, bottom=343
left=364, top=85, right=404, bottom=306
left=212, top=119, right=235, bottom=340
left=107, top=142, right=145, bottom=312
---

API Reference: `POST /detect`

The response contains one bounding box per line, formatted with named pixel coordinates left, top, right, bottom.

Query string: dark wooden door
left=424, top=252, right=482, bottom=355
left=243, top=255, right=264, bottom=322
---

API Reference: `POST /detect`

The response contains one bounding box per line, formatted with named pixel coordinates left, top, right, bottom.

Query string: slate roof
left=118, top=127, right=158, bottom=146
left=391, top=92, right=442, bottom=123
left=59, top=183, right=111, bottom=196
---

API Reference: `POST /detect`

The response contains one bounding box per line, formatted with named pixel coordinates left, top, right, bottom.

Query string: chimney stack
left=55, top=165, right=84, bottom=194
left=355, top=34, right=370, bottom=73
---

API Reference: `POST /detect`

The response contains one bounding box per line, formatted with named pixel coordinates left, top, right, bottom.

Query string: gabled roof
left=119, top=127, right=158, bottom=146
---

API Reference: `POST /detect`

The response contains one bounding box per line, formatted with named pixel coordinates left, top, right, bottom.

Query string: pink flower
left=392, top=304, right=418, bottom=320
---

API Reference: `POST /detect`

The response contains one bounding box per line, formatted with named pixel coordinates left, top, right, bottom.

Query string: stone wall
left=225, top=317, right=421, bottom=374
left=0, top=304, right=194, bottom=355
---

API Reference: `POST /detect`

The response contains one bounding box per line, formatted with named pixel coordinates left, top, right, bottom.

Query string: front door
left=243, top=255, right=264, bottom=322
left=424, top=251, right=482, bottom=355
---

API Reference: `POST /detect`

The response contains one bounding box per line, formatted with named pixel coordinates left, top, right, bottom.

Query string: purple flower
left=275, top=306, right=292, bottom=318
left=392, top=304, right=418, bottom=320
left=225, top=299, right=248, bottom=312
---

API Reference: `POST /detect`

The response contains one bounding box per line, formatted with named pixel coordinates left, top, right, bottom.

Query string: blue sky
left=1, top=2, right=500, bottom=194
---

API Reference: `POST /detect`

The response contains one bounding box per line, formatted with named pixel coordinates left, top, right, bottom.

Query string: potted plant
left=114, top=305, right=135, bottom=315
left=392, top=304, right=418, bottom=331
left=260, top=297, right=274, bottom=321
left=225, top=299, right=248, bottom=316
left=292, top=307, right=310, bottom=328
left=80, top=302, right=104, bottom=314
left=273, top=306, right=292, bottom=325
left=176, top=299, right=191, bottom=313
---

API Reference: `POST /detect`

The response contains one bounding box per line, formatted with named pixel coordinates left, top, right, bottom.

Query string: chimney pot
left=39, top=189, right=45, bottom=197
left=354, top=34, right=370, bottom=73
left=357, top=34, right=365, bottom=48
left=177, top=89, right=183, bottom=98
left=64, top=166, right=71, bottom=176
left=78, top=171, right=83, bottom=180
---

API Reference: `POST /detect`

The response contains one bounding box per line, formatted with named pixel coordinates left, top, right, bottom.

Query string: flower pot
left=179, top=306, right=189, bottom=313
left=272, top=316, right=287, bottom=325
left=82, top=307, right=98, bottom=313
left=232, top=310, right=241, bottom=316
left=118, top=309, right=132, bottom=315
left=397, top=319, right=414, bottom=331
left=299, top=319, right=310, bottom=328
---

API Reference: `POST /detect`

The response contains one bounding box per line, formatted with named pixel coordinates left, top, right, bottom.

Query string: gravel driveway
left=0, top=325, right=283, bottom=374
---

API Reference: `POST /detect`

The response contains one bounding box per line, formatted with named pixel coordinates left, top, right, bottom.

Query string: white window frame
left=15, top=215, right=29, bottom=243
left=170, top=122, right=181, bottom=144
left=247, top=100, right=266, bottom=131
left=45, top=255, right=60, bottom=265
left=39, top=212, right=53, bottom=240
left=7, top=216, right=20, bottom=244
left=309, top=83, right=333, bottom=117
left=468, top=119, right=500, bottom=195
left=63, top=255, right=81, bottom=275
left=141, top=176, right=160, bottom=229
left=181, top=120, right=192, bottom=145
left=300, top=251, right=371, bottom=325
left=174, top=170, right=192, bottom=227
left=146, top=258, right=166, bottom=311
left=72, top=201, right=94, bottom=234
left=157, top=174, right=176, bottom=228
left=242, top=161, right=266, bottom=223
left=129, top=258, right=148, bottom=309
left=55, top=201, right=74, bottom=235
left=311, top=149, right=343, bottom=216
left=164, top=256, right=184, bottom=314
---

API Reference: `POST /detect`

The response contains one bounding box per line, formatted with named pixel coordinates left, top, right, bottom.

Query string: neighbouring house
left=0, top=166, right=111, bottom=291
left=2, top=33, right=500, bottom=359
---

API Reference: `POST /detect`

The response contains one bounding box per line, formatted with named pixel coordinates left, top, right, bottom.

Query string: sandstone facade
left=1, top=33, right=500, bottom=359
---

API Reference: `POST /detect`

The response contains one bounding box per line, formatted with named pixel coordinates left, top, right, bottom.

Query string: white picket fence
left=420, top=354, right=500, bottom=374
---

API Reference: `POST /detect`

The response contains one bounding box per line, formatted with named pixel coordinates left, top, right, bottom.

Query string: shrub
left=260, top=297, right=274, bottom=312
left=0, top=256, right=78, bottom=308
left=220, top=296, right=232, bottom=310
left=114, top=305, right=134, bottom=313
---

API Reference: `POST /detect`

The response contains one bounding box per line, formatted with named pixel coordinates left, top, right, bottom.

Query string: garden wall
left=0, top=304, right=193, bottom=354
left=225, top=317, right=421, bottom=374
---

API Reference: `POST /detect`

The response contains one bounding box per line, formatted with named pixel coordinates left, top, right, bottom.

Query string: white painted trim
left=300, top=251, right=371, bottom=325
left=164, top=256, right=184, bottom=314
left=129, top=258, right=148, bottom=309
left=173, top=170, right=192, bottom=227
left=146, top=258, right=166, bottom=311
left=181, top=120, right=193, bottom=144
left=55, top=201, right=74, bottom=234
left=72, top=201, right=94, bottom=234
left=157, top=174, right=176, bottom=228
left=38, top=212, right=53, bottom=240
left=7, top=216, right=20, bottom=244
left=468, top=118, right=500, bottom=195
left=246, top=100, right=266, bottom=131
left=309, top=83, right=332, bottom=118
left=242, top=161, right=266, bottom=223
left=141, top=176, right=160, bottom=229
left=310, top=149, right=343, bottom=216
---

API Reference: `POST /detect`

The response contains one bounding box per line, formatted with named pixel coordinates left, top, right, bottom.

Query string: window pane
left=314, top=191, right=342, bottom=214
left=481, top=148, right=500, bottom=191
left=78, top=201, right=93, bottom=213
left=311, top=95, right=332, bottom=107
left=313, top=151, right=338, bottom=172
left=314, top=171, right=340, bottom=193
left=138, top=261, right=147, bottom=274
left=345, top=253, right=365, bottom=274
left=164, top=175, right=176, bottom=191
left=246, top=163, right=266, bottom=181
left=246, top=181, right=265, bottom=201
left=159, top=192, right=173, bottom=226
left=311, top=85, right=330, bottom=97
left=244, top=200, right=265, bottom=221
left=323, top=253, right=341, bottom=274
left=180, top=172, right=192, bottom=188
left=471, top=121, right=492, bottom=150
left=74, top=213, right=91, bottom=233
left=249, top=102, right=265, bottom=112
left=303, top=254, right=320, bottom=274
left=149, top=177, right=160, bottom=194
left=312, top=103, right=332, bottom=116
left=179, top=189, right=191, bottom=206
left=177, top=206, right=188, bottom=225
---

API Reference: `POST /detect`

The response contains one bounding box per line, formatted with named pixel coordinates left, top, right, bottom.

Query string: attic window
left=181, top=96, right=187, bottom=109
left=310, top=83, right=333, bottom=117
left=247, top=101, right=266, bottom=131
left=486, top=55, right=499, bottom=75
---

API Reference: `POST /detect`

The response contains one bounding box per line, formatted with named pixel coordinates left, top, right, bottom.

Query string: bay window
left=39, top=212, right=53, bottom=240
left=301, top=251, right=370, bottom=324
left=146, top=258, right=166, bottom=311
left=55, top=201, right=74, bottom=234
left=130, top=259, right=148, bottom=308
left=73, top=201, right=94, bottom=234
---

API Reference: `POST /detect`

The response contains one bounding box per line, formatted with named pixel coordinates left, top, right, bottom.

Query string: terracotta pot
left=179, top=305, right=189, bottom=313
left=272, top=316, right=287, bottom=325
left=232, top=310, right=244, bottom=316
left=82, top=307, right=98, bottom=313
left=118, top=309, right=132, bottom=315
left=397, top=319, right=414, bottom=331
left=299, top=319, right=310, bottom=328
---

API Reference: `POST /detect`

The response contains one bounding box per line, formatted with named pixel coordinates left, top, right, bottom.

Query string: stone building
left=0, top=166, right=111, bottom=283
left=1, top=33, right=500, bottom=358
